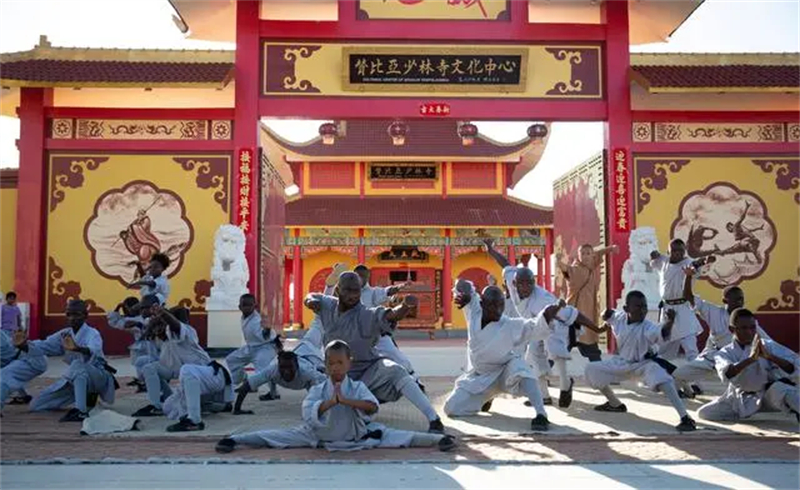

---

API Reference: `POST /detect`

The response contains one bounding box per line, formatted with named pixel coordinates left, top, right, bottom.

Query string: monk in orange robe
left=556, top=243, right=617, bottom=362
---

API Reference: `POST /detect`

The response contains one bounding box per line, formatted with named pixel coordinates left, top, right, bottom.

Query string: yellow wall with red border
left=1, top=187, right=17, bottom=292
left=634, top=155, right=799, bottom=347
left=44, top=153, right=232, bottom=353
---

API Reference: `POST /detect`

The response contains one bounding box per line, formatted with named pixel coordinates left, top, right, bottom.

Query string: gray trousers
left=142, top=361, right=177, bottom=409
left=698, top=382, right=799, bottom=421
left=30, top=360, right=111, bottom=413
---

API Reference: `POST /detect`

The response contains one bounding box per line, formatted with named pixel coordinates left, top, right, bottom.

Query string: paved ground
left=1, top=341, right=798, bottom=465
left=2, top=463, right=799, bottom=490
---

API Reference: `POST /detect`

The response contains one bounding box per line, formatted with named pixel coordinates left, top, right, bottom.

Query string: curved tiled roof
left=630, top=53, right=800, bottom=92
left=265, top=119, right=534, bottom=161
left=286, top=195, right=552, bottom=227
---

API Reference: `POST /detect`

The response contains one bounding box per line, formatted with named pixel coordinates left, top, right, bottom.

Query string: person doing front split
left=215, top=340, right=455, bottom=453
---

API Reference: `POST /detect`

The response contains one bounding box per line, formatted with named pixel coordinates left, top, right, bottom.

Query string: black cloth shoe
left=481, top=399, right=493, bottom=412
left=59, top=408, right=88, bottom=422
left=132, top=404, right=163, bottom=417
left=676, top=415, right=697, bottom=432
left=530, top=414, right=549, bottom=431
left=167, top=416, right=205, bottom=432
left=428, top=418, right=445, bottom=434
left=258, top=393, right=281, bottom=401
left=691, top=384, right=703, bottom=396
left=8, top=394, right=32, bottom=405
left=437, top=435, right=457, bottom=452
left=215, top=437, right=237, bottom=453
left=558, top=378, right=574, bottom=408
left=594, top=402, right=627, bottom=413
left=126, top=379, right=140, bottom=387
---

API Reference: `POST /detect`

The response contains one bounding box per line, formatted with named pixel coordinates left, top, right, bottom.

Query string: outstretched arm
left=304, top=294, right=324, bottom=313
left=483, top=238, right=510, bottom=268
left=574, top=310, right=607, bottom=334
left=690, top=255, right=716, bottom=270
left=152, top=305, right=182, bottom=337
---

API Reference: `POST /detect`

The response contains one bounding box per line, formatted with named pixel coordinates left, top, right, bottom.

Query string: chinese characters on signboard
left=237, top=148, right=254, bottom=233
left=370, top=164, right=437, bottom=180
left=420, top=103, right=450, bottom=116
left=613, top=148, right=630, bottom=232
left=343, top=47, right=527, bottom=93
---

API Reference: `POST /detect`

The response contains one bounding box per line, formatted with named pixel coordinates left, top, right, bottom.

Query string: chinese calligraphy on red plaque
left=613, top=148, right=631, bottom=232
left=237, top=148, right=254, bottom=233
left=419, top=103, right=450, bottom=116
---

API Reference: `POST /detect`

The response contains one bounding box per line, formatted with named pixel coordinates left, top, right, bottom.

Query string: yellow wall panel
left=44, top=153, right=231, bottom=316
left=1, top=188, right=17, bottom=292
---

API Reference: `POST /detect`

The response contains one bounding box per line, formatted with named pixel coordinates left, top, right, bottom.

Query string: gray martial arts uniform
left=248, top=323, right=326, bottom=392
left=698, top=339, right=799, bottom=421
left=142, top=323, right=210, bottom=409
left=503, top=266, right=557, bottom=394
left=315, top=295, right=415, bottom=403
left=163, top=362, right=235, bottom=424
left=231, top=376, right=444, bottom=451
left=674, top=297, right=771, bottom=388
left=444, top=283, right=550, bottom=416
left=29, top=323, right=116, bottom=413
left=107, top=312, right=159, bottom=379
left=140, top=274, right=170, bottom=305
left=0, top=330, right=47, bottom=409
left=225, top=312, right=280, bottom=383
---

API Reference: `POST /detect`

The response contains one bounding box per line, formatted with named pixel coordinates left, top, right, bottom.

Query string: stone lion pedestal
left=206, top=225, right=249, bottom=349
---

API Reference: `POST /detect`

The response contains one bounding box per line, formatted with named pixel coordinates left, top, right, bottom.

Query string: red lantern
left=387, top=120, right=409, bottom=146
left=319, top=122, right=338, bottom=145
left=458, top=122, right=479, bottom=146
left=527, top=123, right=548, bottom=140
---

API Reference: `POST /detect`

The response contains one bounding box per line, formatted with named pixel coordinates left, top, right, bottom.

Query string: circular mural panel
left=671, top=183, right=776, bottom=287
left=84, top=180, right=193, bottom=286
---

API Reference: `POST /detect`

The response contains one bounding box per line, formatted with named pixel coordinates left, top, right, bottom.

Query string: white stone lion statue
left=206, top=224, right=249, bottom=311
left=619, top=226, right=661, bottom=311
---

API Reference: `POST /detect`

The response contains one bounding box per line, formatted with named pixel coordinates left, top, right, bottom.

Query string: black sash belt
left=644, top=351, right=677, bottom=375
left=209, top=360, right=232, bottom=385
left=361, top=429, right=383, bottom=441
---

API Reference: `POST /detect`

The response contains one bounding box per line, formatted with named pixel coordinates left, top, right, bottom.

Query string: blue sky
left=0, top=0, right=797, bottom=205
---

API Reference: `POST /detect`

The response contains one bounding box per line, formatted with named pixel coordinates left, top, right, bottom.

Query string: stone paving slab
left=1, top=374, right=797, bottom=464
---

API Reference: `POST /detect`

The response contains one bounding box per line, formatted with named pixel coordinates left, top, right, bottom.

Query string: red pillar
left=602, top=0, right=632, bottom=352
left=544, top=229, right=553, bottom=292
left=15, top=87, right=52, bottom=339
left=292, top=245, right=303, bottom=327
left=442, top=229, right=452, bottom=327
left=507, top=229, right=516, bottom=266
left=536, top=256, right=544, bottom=287
left=234, top=0, right=260, bottom=296
left=357, top=228, right=366, bottom=263
left=282, top=258, right=292, bottom=326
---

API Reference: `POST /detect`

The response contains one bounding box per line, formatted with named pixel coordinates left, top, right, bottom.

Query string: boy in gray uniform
left=306, top=272, right=445, bottom=433
left=215, top=340, right=455, bottom=453
left=28, top=300, right=117, bottom=422
left=133, top=298, right=211, bottom=417
left=232, top=324, right=327, bottom=414
left=697, top=308, right=798, bottom=422
left=225, top=294, right=281, bottom=401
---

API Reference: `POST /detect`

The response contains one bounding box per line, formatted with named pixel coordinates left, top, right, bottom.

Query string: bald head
left=513, top=267, right=535, bottom=299
left=337, top=271, right=362, bottom=310
left=480, top=285, right=506, bottom=322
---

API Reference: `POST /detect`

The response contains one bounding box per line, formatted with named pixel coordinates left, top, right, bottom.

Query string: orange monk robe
left=559, top=256, right=603, bottom=345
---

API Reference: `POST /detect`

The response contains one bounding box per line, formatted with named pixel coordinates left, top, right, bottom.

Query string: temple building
left=262, top=119, right=553, bottom=330
left=0, top=0, right=797, bottom=354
